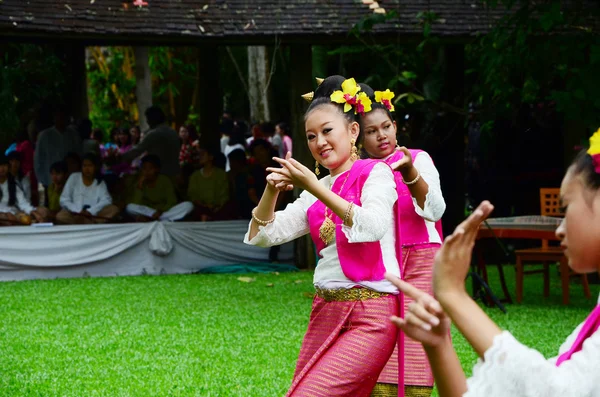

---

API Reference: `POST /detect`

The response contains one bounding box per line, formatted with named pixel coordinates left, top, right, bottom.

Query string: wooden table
left=475, top=216, right=562, bottom=305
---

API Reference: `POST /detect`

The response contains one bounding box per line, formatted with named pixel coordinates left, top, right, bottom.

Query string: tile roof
left=0, top=0, right=596, bottom=44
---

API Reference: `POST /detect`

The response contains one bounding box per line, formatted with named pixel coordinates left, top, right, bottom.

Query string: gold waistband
left=314, top=286, right=390, bottom=302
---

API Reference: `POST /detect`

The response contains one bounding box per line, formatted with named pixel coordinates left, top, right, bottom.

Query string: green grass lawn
left=0, top=266, right=597, bottom=396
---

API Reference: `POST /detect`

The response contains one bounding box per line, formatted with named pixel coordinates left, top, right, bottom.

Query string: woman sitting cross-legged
left=125, top=155, right=193, bottom=222
left=56, top=153, right=120, bottom=224
left=188, top=146, right=230, bottom=221
left=0, top=154, right=48, bottom=225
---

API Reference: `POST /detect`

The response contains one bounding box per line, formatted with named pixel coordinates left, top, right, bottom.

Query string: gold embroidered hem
left=314, top=287, right=390, bottom=302
left=370, top=384, right=433, bottom=397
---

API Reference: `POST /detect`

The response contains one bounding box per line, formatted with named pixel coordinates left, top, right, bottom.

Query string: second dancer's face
left=360, top=109, right=397, bottom=159
left=305, top=104, right=359, bottom=176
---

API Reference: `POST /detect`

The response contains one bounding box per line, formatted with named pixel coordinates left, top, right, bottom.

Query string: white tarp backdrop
left=0, top=221, right=294, bottom=281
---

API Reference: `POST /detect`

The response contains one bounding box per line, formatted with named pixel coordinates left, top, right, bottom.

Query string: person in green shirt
left=188, top=146, right=230, bottom=221
left=125, top=155, right=193, bottom=222
left=47, top=161, right=68, bottom=218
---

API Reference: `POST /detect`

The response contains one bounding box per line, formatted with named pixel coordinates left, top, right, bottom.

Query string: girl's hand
left=389, top=146, right=413, bottom=172
left=385, top=273, right=451, bottom=348
left=433, top=200, right=494, bottom=301
left=266, top=152, right=318, bottom=193
left=266, top=173, right=294, bottom=192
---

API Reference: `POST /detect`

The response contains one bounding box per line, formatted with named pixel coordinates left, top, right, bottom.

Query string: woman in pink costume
left=245, top=75, right=401, bottom=396
left=358, top=84, right=446, bottom=397
left=386, top=130, right=600, bottom=396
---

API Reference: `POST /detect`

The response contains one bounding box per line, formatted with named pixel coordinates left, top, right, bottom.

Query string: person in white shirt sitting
left=0, top=154, right=48, bottom=225
left=56, top=153, right=120, bottom=225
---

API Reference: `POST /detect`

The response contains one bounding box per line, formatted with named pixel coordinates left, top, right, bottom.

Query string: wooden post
left=60, top=43, right=89, bottom=121
left=134, top=46, right=152, bottom=132
left=192, top=45, right=221, bottom=151
left=289, top=44, right=315, bottom=269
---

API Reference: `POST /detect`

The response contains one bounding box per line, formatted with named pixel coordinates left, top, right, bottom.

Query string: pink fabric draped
left=287, top=295, right=399, bottom=397
left=556, top=305, right=600, bottom=366
left=376, top=149, right=443, bottom=395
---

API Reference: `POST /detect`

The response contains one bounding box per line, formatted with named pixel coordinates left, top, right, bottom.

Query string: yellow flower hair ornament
left=374, top=89, right=395, bottom=112
left=330, top=78, right=372, bottom=116
left=587, top=128, right=600, bottom=173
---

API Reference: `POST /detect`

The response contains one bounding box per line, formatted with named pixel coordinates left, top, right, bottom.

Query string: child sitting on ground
left=0, top=154, right=48, bottom=225
left=47, top=161, right=68, bottom=220
left=56, top=153, right=120, bottom=224
left=125, top=155, right=193, bottom=222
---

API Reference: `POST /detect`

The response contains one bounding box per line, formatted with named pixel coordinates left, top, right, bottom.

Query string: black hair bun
left=358, top=83, right=375, bottom=99
left=313, top=75, right=347, bottom=100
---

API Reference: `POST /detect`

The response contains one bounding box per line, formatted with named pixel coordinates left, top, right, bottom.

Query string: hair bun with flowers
left=587, top=128, right=600, bottom=173
left=330, top=78, right=373, bottom=116
left=374, top=89, right=395, bottom=112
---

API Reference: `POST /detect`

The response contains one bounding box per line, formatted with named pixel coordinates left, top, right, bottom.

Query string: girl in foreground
left=245, top=75, right=401, bottom=396
left=386, top=129, right=600, bottom=396
left=358, top=84, right=445, bottom=397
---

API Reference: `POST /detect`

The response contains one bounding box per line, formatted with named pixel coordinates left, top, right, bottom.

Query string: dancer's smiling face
left=305, top=103, right=359, bottom=176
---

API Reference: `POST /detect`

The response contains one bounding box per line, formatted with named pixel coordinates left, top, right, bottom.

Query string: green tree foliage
left=468, top=0, right=600, bottom=131
left=0, top=44, right=65, bottom=145
left=337, top=0, right=600, bottom=135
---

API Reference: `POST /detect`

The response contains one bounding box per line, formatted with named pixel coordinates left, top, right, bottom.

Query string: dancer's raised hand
left=389, top=146, right=413, bottom=172
left=433, top=200, right=494, bottom=300
left=385, top=273, right=450, bottom=347
left=267, top=152, right=318, bottom=192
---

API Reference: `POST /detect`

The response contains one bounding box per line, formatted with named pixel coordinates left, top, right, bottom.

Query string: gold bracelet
left=343, top=202, right=354, bottom=225
left=252, top=208, right=275, bottom=226
left=402, top=169, right=421, bottom=185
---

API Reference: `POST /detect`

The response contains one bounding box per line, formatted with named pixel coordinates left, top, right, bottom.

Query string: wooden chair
left=514, top=188, right=591, bottom=305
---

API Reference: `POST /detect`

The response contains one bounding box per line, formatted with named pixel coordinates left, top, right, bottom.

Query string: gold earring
left=350, top=138, right=358, bottom=161
left=315, top=160, right=321, bottom=176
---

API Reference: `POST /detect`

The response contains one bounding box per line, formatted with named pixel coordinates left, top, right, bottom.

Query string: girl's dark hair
left=304, top=75, right=357, bottom=125
left=7, top=151, right=24, bottom=179
left=571, top=149, right=600, bottom=191
left=82, top=152, right=103, bottom=182
left=141, top=154, right=161, bottom=170
left=249, top=138, right=273, bottom=155
left=117, top=128, right=132, bottom=147
left=228, top=148, right=247, bottom=166
left=228, top=124, right=247, bottom=147
left=182, top=124, right=199, bottom=142
left=50, top=161, right=68, bottom=175
left=0, top=156, right=18, bottom=206
left=130, top=125, right=141, bottom=144
left=276, top=122, right=290, bottom=136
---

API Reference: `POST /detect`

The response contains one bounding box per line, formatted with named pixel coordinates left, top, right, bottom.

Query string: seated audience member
left=56, top=153, right=119, bottom=224
left=7, top=151, right=32, bottom=203
left=47, top=161, right=68, bottom=219
left=178, top=124, right=200, bottom=169
left=276, top=122, right=293, bottom=158
left=224, top=124, right=247, bottom=172
left=110, top=128, right=134, bottom=177
left=0, top=154, right=48, bottom=225
left=188, top=147, right=229, bottom=221
left=64, top=152, right=82, bottom=176
left=227, top=149, right=253, bottom=219
left=125, top=155, right=193, bottom=222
